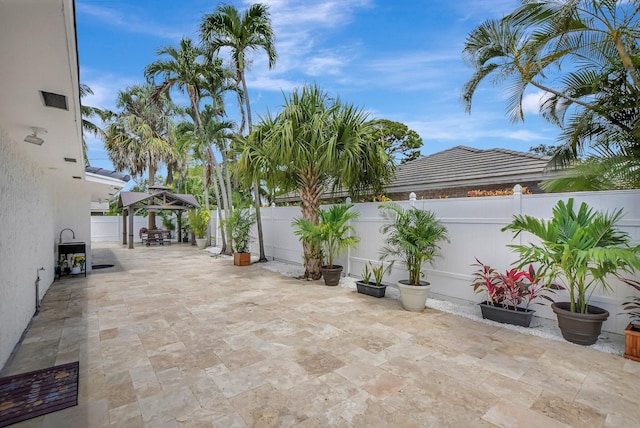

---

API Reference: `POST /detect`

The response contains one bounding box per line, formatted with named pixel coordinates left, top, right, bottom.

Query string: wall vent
left=40, top=91, right=68, bottom=110
left=64, top=157, right=77, bottom=163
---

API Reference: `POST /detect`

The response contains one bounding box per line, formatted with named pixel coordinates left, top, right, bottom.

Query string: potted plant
left=503, top=198, right=640, bottom=345
left=293, top=204, right=360, bottom=286
left=356, top=262, right=389, bottom=298
left=621, top=278, right=640, bottom=361
left=379, top=203, right=449, bottom=312
left=224, top=208, right=256, bottom=266
left=471, top=259, right=562, bottom=327
left=189, top=209, right=210, bottom=249
left=71, top=255, right=85, bottom=275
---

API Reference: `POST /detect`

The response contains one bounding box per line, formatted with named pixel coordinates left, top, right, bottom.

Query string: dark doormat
left=0, top=361, right=79, bottom=427
left=92, top=264, right=115, bottom=270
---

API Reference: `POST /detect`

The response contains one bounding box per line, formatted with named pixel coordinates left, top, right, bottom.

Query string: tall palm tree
left=145, top=38, right=239, bottom=246
left=103, top=83, right=176, bottom=229
left=201, top=2, right=277, bottom=262
left=237, top=85, right=393, bottom=278
left=462, top=0, right=640, bottom=189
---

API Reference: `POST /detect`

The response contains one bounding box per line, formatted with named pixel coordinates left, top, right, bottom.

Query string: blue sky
left=78, top=0, right=557, bottom=172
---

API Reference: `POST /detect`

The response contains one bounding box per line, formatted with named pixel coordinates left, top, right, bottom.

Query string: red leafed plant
left=621, top=278, right=640, bottom=326
left=471, top=258, right=563, bottom=311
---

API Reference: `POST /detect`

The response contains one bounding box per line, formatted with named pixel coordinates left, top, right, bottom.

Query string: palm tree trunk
left=202, top=158, right=212, bottom=246
left=148, top=162, right=157, bottom=229
left=240, top=70, right=267, bottom=262
left=209, top=162, right=227, bottom=252
left=221, top=148, right=235, bottom=254
left=300, top=168, right=323, bottom=279
left=209, top=146, right=233, bottom=254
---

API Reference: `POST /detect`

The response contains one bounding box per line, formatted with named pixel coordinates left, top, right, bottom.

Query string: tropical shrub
left=502, top=198, right=640, bottom=313
left=379, top=203, right=449, bottom=285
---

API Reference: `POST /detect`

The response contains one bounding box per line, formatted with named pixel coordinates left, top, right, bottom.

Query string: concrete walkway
left=3, top=242, right=640, bottom=427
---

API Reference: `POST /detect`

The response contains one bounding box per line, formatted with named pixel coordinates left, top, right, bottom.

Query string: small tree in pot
left=293, top=204, right=360, bottom=286
left=225, top=208, right=256, bottom=266
left=503, top=198, right=640, bottom=345
left=189, top=209, right=210, bottom=249
left=379, top=203, right=449, bottom=312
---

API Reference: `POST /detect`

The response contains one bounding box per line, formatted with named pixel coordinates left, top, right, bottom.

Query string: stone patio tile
left=2, top=243, right=640, bottom=427
left=483, top=398, right=572, bottom=427
left=211, top=365, right=268, bottom=398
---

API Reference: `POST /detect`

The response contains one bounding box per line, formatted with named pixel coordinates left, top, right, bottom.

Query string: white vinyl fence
left=91, top=212, right=220, bottom=244
left=255, top=187, right=640, bottom=335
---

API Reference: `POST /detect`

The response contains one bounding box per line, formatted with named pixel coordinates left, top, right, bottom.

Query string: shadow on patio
left=3, top=242, right=640, bottom=427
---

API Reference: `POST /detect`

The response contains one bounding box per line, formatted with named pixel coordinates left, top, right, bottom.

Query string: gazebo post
left=177, top=211, right=182, bottom=243
left=122, top=210, right=127, bottom=245
left=128, top=207, right=135, bottom=249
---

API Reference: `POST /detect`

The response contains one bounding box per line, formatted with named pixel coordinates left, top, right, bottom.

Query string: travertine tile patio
left=3, top=242, right=640, bottom=427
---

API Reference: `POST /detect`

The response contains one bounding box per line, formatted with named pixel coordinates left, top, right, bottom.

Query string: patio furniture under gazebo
left=118, top=185, right=200, bottom=249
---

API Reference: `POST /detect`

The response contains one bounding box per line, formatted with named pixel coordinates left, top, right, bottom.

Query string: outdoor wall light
left=24, top=127, right=47, bottom=145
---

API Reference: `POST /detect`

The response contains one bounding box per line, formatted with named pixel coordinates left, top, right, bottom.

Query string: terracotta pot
left=320, top=265, right=343, bottom=286
left=624, top=323, right=640, bottom=362
left=551, top=302, right=609, bottom=346
left=397, top=280, right=430, bottom=312
left=233, top=252, right=251, bottom=266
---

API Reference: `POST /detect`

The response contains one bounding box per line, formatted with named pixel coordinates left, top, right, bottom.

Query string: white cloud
left=521, top=90, right=546, bottom=115
left=76, top=2, right=186, bottom=40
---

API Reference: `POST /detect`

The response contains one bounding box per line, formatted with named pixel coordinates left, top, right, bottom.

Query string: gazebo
left=118, top=185, right=200, bottom=249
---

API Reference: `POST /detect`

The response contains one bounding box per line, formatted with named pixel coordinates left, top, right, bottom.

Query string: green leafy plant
left=188, top=209, right=210, bottom=239
left=379, top=203, right=449, bottom=285
left=293, top=204, right=360, bottom=269
left=160, top=212, right=176, bottom=231
left=371, top=262, right=389, bottom=286
left=224, top=208, right=256, bottom=253
left=361, top=263, right=372, bottom=284
left=502, top=198, right=640, bottom=313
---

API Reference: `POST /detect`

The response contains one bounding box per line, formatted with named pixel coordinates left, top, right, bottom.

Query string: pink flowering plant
left=471, top=258, right=563, bottom=311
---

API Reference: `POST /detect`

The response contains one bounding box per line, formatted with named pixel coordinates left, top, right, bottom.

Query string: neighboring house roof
left=386, top=145, right=551, bottom=193
left=275, top=145, right=551, bottom=203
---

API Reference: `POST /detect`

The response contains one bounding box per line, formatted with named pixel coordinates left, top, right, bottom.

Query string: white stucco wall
left=0, top=128, right=56, bottom=368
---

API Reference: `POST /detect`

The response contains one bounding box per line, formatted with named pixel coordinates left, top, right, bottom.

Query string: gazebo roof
left=118, top=188, right=200, bottom=211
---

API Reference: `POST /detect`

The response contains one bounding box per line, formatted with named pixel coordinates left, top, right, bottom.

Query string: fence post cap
left=409, top=192, right=417, bottom=201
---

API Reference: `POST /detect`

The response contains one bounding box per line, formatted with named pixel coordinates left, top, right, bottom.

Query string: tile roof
left=386, top=145, right=551, bottom=191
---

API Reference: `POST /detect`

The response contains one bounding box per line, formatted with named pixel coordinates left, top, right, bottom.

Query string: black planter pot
left=320, top=265, right=343, bottom=286
left=552, top=302, right=609, bottom=346
left=478, top=301, right=535, bottom=327
left=356, top=281, right=387, bottom=298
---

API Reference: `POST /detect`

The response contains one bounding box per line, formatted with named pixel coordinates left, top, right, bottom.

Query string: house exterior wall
left=256, top=188, right=640, bottom=335
left=0, top=128, right=56, bottom=368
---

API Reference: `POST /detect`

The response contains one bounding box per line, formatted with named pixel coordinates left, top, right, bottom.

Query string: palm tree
left=103, top=83, right=176, bottom=229
left=237, top=85, right=394, bottom=278
left=201, top=2, right=277, bottom=262
left=462, top=0, right=640, bottom=189
left=145, top=38, right=240, bottom=247
left=80, top=83, right=105, bottom=166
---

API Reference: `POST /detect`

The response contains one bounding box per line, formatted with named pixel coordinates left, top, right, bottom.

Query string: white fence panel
left=258, top=188, right=640, bottom=334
